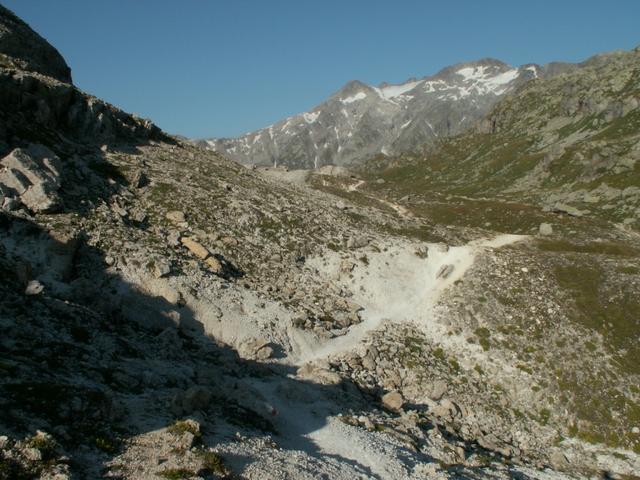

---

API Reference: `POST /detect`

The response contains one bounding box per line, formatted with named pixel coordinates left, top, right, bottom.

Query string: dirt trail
left=347, top=178, right=414, bottom=218
left=245, top=234, right=529, bottom=479
left=189, top=230, right=528, bottom=478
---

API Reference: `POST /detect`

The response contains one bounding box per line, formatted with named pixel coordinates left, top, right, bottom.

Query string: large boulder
left=0, top=5, right=72, bottom=83
left=0, top=144, right=62, bottom=212
left=381, top=391, right=405, bottom=411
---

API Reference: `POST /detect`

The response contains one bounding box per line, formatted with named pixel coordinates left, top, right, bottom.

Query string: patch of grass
left=198, top=450, right=228, bottom=476
left=553, top=262, right=640, bottom=375
left=537, top=238, right=640, bottom=257
left=474, top=327, right=491, bottom=351
left=167, top=420, right=201, bottom=440
left=449, top=358, right=461, bottom=373
left=327, top=242, right=341, bottom=252
left=156, top=468, right=196, bottom=480
left=149, top=182, right=176, bottom=204
left=403, top=335, right=425, bottom=354
left=432, top=347, right=446, bottom=361
left=94, top=435, right=119, bottom=454
left=516, top=364, right=533, bottom=375
left=24, top=435, right=56, bottom=456
left=619, top=265, right=640, bottom=274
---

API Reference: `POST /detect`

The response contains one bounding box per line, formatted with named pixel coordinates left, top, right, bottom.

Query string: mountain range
left=203, top=57, right=590, bottom=169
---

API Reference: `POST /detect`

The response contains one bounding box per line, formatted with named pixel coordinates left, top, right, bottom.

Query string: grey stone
left=428, top=380, right=448, bottom=401
left=255, top=345, right=274, bottom=360
left=132, top=170, right=149, bottom=188
left=0, top=168, right=30, bottom=194
left=552, top=203, right=585, bottom=217
left=0, top=146, right=62, bottom=213
left=2, top=196, right=20, bottom=211
left=347, top=235, right=368, bottom=249
left=159, top=285, right=181, bottom=305
left=171, top=387, right=212, bottom=415
left=538, top=223, right=553, bottom=235
left=25, top=280, right=44, bottom=295
left=381, top=391, right=404, bottom=411
left=166, top=210, right=186, bottom=223
left=431, top=398, right=459, bottom=420
left=549, top=450, right=570, bottom=470
left=21, top=182, right=59, bottom=213
left=166, top=230, right=181, bottom=247
left=153, top=259, right=171, bottom=278
left=436, top=264, right=454, bottom=279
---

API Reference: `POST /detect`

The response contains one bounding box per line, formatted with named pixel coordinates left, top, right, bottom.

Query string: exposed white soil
left=297, top=234, right=526, bottom=365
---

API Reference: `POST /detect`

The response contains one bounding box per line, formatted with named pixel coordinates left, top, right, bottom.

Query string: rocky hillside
left=360, top=45, right=640, bottom=227
left=1, top=5, right=639, bottom=480
left=204, top=59, right=542, bottom=169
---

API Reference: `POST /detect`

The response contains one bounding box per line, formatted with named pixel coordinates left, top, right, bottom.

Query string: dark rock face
left=0, top=5, right=72, bottom=83
left=0, top=69, right=167, bottom=155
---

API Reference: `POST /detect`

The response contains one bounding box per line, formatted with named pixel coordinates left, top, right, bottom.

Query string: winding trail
left=248, top=234, right=529, bottom=479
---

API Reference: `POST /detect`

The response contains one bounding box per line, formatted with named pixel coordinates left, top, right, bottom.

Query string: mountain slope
left=204, top=59, right=541, bottom=169
left=1, top=5, right=639, bottom=479
left=361, top=45, right=640, bottom=226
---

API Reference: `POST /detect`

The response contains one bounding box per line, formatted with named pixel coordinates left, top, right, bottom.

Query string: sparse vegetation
left=167, top=420, right=202, bottom=440
left=156, top=468, right=196, bottom=480
left=198, top=450, right=228, bottom=476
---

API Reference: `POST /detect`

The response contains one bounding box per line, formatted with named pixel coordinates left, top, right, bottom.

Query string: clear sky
left=4, top=1, right=639, bottom=139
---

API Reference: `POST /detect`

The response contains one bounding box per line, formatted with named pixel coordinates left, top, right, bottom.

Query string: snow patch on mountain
left=303, top=111, right=320, bottom=124
left=526, top=65, right=539, bottom=78
left=341, top=91, right=367, bottom=104
left=456, top=65, right=520, bottom=95
left=378, top=80, right=422, bottom=99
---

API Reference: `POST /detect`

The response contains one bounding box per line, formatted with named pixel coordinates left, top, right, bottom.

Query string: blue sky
left=4, top=1, right=639, bottom=138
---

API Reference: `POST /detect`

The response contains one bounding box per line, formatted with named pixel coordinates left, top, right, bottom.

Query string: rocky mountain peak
left=338, top=79, right=371, bottom=95
left=0, top=5, right=72, bottom=83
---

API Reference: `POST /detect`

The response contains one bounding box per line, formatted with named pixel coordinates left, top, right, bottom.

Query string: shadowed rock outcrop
left=0, top=5, right=72, bottom=83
